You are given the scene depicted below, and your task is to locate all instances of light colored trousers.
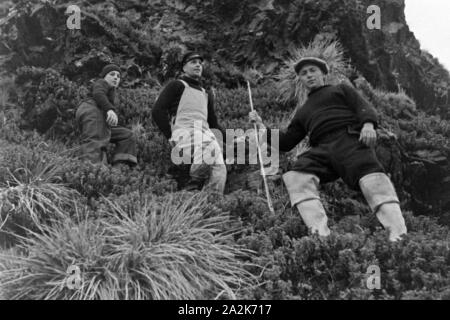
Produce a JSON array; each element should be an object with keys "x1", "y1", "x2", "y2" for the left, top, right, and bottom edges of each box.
[{"x1": 171, "y1": 127, "x2": 227, "y2": 194}]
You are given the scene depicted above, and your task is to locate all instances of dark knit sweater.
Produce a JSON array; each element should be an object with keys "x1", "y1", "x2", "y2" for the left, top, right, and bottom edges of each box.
[
  {"x1": 276, "y1": 83, "x2": 378, "y2": 151},
  {"x1": 152, "y1": 75, "x2": 224, "y2": 140},
  {"x1": 88, "y1": 79, "x2": 117, "y2": 113}
]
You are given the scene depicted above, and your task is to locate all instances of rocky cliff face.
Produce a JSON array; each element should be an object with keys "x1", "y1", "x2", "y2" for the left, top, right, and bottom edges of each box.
[
  {"x1": 0, "y1": 0, "x2": 449, "y2": 116},
  {"x1": 358, "y1": 0, "x2": 449, "y2": 115},
  {"x1": 193, "y1": 0, "x2": 449, "y2": 115}
]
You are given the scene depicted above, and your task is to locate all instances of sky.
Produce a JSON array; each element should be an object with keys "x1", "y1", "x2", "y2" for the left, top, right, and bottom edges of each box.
[{"x1": 404, "y1": 0, "x2": 450, "y2": 70}]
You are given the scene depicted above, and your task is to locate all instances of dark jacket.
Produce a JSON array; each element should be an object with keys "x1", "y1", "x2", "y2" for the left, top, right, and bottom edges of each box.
[
  {"x1": 277, "y1": 83, "x2": 379, "y2": 151},
  {"x1": 87, "y1": 79, "x2": 117, "y2": 113},
  {"x1": 152, "y1": 75, "x2": 224, "y2": 140}
]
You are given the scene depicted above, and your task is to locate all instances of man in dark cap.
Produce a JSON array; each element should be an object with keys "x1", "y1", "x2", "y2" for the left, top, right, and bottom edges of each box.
[
  {"x1": 249, "y1": 57, "x2": 407, "y2": 242},
  {"x1": 152, "y1": 52, "x2": 227, "y2": 193},
  {"x1": 75, "y1": 63, "x2": 137, "y2": 166}
]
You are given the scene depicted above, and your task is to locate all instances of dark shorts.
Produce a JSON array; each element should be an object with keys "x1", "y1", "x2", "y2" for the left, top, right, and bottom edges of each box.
[{"x1": 290, "y1": 127, "x2": 384, "y2": 190}]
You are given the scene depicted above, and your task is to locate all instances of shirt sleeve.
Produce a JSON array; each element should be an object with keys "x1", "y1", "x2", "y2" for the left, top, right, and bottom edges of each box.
[
  {"x1": 92, "y1": 79, "x2": 116, "y2": 113},
  {"x1": 265, "y1": 117, "x2": 307, "y2": 153},
  {"x1": 152, "y1": 80, "x2": 185, "y2": 140},
  {"x1": 207, "y1": 90, "x2": 226, "y2": 138},
  {"x1": 278, "y1": 117, "x2": 307, "y2": 152},
  {"x1": 340, "y1": 83, "x2": 378, "y2": 128}
]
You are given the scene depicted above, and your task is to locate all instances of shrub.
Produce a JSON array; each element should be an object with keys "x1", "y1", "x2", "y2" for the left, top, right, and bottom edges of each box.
[
  {"x1": 15, "y1": 67, "x2": 88, "y2": 142},
  {"x1": 59, "y1": 159, "x2": 178, "y2": 199},
  {"x1": 0, "y1": 193, "x2": 258, "y2": 300},
  {"x1": 238, "y1": 213, "x2": 450, "y2": 300}
]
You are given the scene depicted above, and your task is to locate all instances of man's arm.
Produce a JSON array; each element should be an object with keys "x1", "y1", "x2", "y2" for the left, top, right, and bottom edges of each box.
[
  {"x1": 340, "y1": 83, "x2": 378, "y2": 128},
  {"x1": 206, "y1": 90, "x2": 226, "y2": 138},
  {"x1": 250, "y1": 111, "x2": 307, "y2": 152},
  {"x1": 92, "y1": 79, "x2": 116, "y2": 113},
  {"x1": 152, "y1": 80, "x2": 184, "y2": 140},
  {"x1": 278, "y1": 118, "x2": 307, "y2": 152},
  {"x1": 340, "y1": 84, "x2": 378, "y2": 147}
]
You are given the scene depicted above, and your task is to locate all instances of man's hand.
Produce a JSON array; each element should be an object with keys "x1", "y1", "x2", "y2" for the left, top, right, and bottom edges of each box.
[
  {"x1": 106, "y1": 110, "x2": 118, "y2": 127},
  {"x1": 249, "y1": 110, "x2": 266, "y2": 129},
  {"x1": 360, "y1": 123, "x2": 377, "y2": 148}
]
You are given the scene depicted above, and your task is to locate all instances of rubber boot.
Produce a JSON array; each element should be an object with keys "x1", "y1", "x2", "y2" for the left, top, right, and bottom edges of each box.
[{"x1": 359, "y1": 172, "x2": 407, "y2": 242}]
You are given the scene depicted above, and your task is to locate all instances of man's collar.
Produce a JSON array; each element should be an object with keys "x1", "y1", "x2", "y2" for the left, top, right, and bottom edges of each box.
[
  {"x1": 308, "y1": 85, "x2": 330, "y2": 97},
  {"x1": 180, "y1": 74, "x2": 202, "y2": 86}
]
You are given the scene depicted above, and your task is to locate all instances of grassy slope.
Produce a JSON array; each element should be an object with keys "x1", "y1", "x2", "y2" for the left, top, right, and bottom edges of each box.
[{"x1": 0, "y1": 0, "x2": 450, "y2": 300}]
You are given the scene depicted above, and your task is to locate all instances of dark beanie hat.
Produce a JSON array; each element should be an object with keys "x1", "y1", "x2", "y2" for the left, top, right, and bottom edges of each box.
[
  {"x1": 181, "y1": 52, "x2": 204, "y2": 68},
  {"x1": 100, "y1": 64, "x2": 121, "y2": 78}
]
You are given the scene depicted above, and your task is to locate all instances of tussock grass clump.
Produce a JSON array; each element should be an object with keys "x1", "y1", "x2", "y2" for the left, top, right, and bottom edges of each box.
[
  {"x1": 0, "y1": 193, "x2": 258, "y2": 300},
  {"x1": 276, "y1": 37, "x2": 352, "y2": 109},
  {"x1": 100, "y1": 192, "x2": 258, "y2": 300},
  {"x1": 0, "y1": 180, "x2": 78, "y2": 231},
  {"x1": 0, "y1": 142, "x2": 81, "y2": 242},
  {"x1": 0, "y1": 214, "x2": 108, "y2": 300},
  {"x1": 0, "y1": 145, "x2": 78, "y2": 223}
]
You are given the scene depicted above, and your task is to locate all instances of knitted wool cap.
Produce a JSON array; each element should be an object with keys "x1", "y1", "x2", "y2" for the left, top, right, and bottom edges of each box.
[
  {"x1": 294, "y1": 57, "x2": 329, "y2": 75},
  {"x1": 100, "y1": 64, "x2": 121, "y2": 78}
]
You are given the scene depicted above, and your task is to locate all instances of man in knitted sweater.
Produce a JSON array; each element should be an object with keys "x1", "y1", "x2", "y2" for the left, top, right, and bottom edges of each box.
[
  {"x1": 76, "y1": 64, "x2": 137, "y2": 166},
  {"x1": 152, "y1": 52, "x2": 227, "y2": 194},
  {"x1": 249, "y1": 57, "x2": 407, "y2": 242}
]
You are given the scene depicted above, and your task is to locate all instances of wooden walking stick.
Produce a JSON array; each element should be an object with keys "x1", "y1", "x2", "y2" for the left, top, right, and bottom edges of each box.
[{"x1": 247, "y1": 81, "x2": 275, "y2": 215}]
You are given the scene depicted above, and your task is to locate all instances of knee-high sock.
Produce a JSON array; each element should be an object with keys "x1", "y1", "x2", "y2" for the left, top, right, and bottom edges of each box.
[
  {"x1": 359, "y1": 172, "x2": 407, "y2": 242},
  {"x1": 296, "y1": 199, "x2": 331, "y2": 237},
  {"x1": 283, "y1": 171, "x2": 330, "y2": 237},
  {"x1": 376, "y1": 203, "x2": 407, "y2": 242}
]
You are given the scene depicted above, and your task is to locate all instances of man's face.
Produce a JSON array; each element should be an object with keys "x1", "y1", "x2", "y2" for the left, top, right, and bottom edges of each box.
[
  {"x1": 104, "y1": 71, "x2": 121, "y2": 88},
  {"x1": 298, "y1": 64, "x2": 325, "y2": 90},
  {"x1": 183, "y1": 58, "x2": 203, "y2": 78}
]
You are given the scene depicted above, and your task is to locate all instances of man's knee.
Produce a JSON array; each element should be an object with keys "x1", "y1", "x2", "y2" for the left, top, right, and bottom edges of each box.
[
  {"x1": 113, "y1": 127, "x2": 135, "y2": 141},
  {"x1": 282, "y1": 171, "x2": 321, "y2": 207}
]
